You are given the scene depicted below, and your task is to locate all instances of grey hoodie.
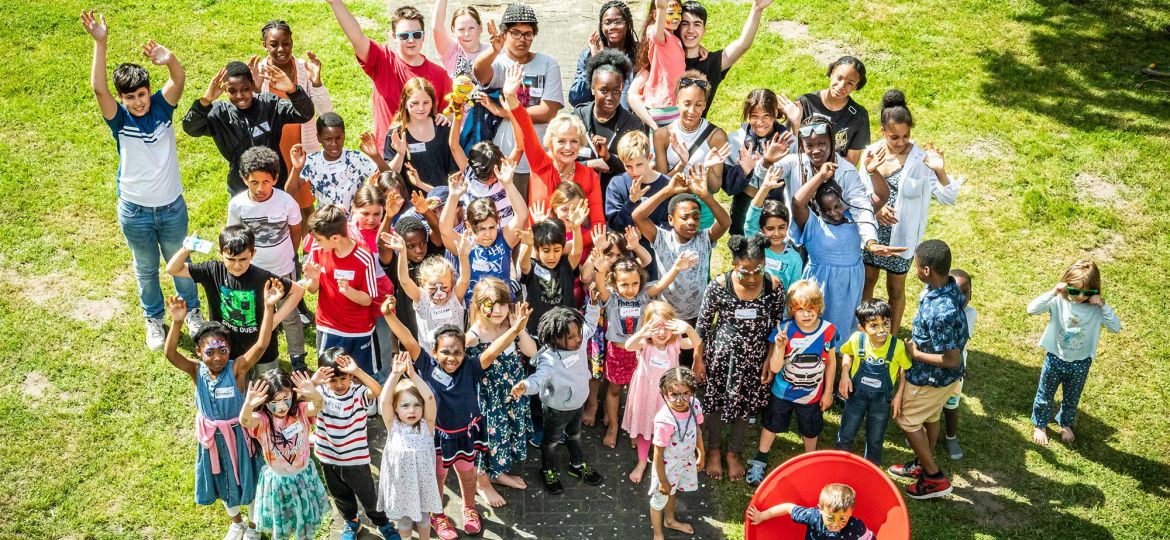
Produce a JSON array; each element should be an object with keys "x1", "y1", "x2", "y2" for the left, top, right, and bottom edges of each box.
[{"x1": 521, "y1": 304, "x2": 601, "y2": 411}]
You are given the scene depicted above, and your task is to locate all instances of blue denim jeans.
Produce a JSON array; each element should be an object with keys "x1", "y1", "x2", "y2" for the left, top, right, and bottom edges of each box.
[
  {"x1": 117, "y1": 196, "x2": 200, "y2": 319},
  {"x1": 835, "y1": 390, "x2": 892, "y2": 465},
  {"x1": 1032, "y1": 353, "x2": 1093, "y2": 429}
]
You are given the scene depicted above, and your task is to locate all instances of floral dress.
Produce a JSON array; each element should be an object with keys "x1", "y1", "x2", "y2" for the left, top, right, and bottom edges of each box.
[
  {"x1": 469, "y1": 336, "x2": 532, "y2": 477},
  {"x1": 696, "y1": 272, "x2": 785, "y2": 422},
  {"x1": 863, "y1": 167, "x2": 912, "y2": 274}
]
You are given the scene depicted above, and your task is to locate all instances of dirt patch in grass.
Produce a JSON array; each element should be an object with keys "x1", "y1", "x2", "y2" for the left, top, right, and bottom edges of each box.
[
  {"x1": 1089, "y1": 230, "x2": 1127, "y2": 262},
  {"x1": 768, "y1": 20, "x2": 861, "y2": 66},
  {"x1": 963, "y1": 137, "x2": 1015, "y2": 162},
  {"x1": 951, "y1": 469, "x2": 1025, "y2": 529},
  {"x1": 1074, "y1": 172, "x2": 1127, "y2": 208},
  {"x1": 0, "y1": 262, "x2": 125, "y2": 327},
  {"x1": 21, "y1": 371, "x2": 52, "y2": 401}
]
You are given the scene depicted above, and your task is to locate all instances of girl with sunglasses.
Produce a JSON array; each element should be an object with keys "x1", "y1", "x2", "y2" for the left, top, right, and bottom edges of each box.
[
  {"x1": 693, "y1": 234, "x2": 785, "y2": 481},
  {"x1": 860, "y1": 89, "x2": 961, "y2": 333},
  {"x1": 464, "y1": 277, "x2": 539, "y2": 507},
  {"x1": 1027, "y1": 259, "x2": 1121, "y2": 446},
  {"x1": 795, "y1": 55, "x2": 871, "y2": 166},
  {"x1": 384, "y1": 232, "x2": 472, "y2": 352},
  {"x1": 648, "y1": 366, "x2": 705, "y2": 539},
  {"x1": 162, "y1": 282, "x2": 281, "y2": 540}
]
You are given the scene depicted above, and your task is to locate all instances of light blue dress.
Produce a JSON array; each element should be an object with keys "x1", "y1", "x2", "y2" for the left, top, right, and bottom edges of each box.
[
  {"x1": 798, "y1": 210, "x2": 864, "y2": 336},
  {"x1": 194, "y1": 358, "x2": 263, "y2": 507}
]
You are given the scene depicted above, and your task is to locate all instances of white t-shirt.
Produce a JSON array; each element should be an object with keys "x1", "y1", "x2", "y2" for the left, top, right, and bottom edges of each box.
[
  {"x1": 227, "y1": 189, "x2": 302, "y2": 276},
  {"x1": 652, "y1": 226, "x2": 712, "y2": 320},
  {"x1": 488, "y1": 53, "x2": 564, "y2": 174},
  {"x1": 105, "y1": 91, "x2": 183, "y2": 207},
  {"x1": 299, "y1": 150, "x2": 376, "y2": 209}
]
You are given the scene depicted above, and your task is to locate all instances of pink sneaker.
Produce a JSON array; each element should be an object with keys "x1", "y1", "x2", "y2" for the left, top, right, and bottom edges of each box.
[
  {"x1": 462, "y1": 506, "x2": 482, "y2": 535},
  {"x1": 431, "y1": 513, "x2": 459, "y2": 540}
]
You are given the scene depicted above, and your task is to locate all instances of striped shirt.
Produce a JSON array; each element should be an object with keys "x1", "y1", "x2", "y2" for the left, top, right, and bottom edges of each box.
[
  {"x1": 104, "y1": 91, "x2": 183, "y2": 207},
  {"x1": 313, "y1": 382, "x2": 372, "y2": 465}
]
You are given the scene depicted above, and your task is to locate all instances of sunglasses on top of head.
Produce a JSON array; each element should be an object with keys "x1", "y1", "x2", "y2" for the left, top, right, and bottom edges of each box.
[
  {"x1": 798, "y1": 123, "x2": 831, "y2": 137},
  {"x1": 679, "y1": 77, "x2": 709, "y2": 90}
]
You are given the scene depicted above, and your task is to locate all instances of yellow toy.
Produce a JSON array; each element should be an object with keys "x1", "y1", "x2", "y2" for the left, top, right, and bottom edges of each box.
[{"x1": 443, "y1": 75, "x2": 475, "y2": 120}]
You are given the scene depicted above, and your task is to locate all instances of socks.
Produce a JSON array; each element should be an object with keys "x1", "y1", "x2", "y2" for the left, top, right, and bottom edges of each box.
[
  {"x1": 754, "y1": 450, "x2": 770, "y2": 463},
  {"x1": 927, "y1": 470, "x2": 946, "y2": 479}
]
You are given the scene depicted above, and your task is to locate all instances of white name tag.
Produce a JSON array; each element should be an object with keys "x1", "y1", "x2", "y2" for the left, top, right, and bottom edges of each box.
[
  {"x1": 472, "y1": 257, "x2": 493, "y2": 272},
  {"x1": 534, "y1": 264, "x2": 552, "y2": 281},
  {"x1": 281, "y1": 421, "x2": 303, "y2": 439},
  {"x1": 268, "y1": 214, "x2": 284, "y2": 223},
  {"x1": 562, "y1": 353, "x2": 580, "y2": 369},
  {"x1": 505, "y1": 342, "x2": 517, "y2": 356},
  {"x1": 789, "y1": 336, "x2": 814, "y2": 351},
  {"x1": 431, "y1": 366, "x2": 453, "y2": 388},
  {"x1": 333, "y1": 269, "x2": 355, "y2": 281},
  {"x1": 735, "y1": 308, "x2": 758, "y2": 319},
  {"x1": 860, "y1": 376, "x2": 883, "y2": 389},
  {"x1": 213, "y1": 386, "x2": 235, "y2": 399},
  {"x1": 649, "y1": 354, "x2": 672, "y2": 369},
  {"x1": 408, "y1": 142, "x2": 427, "y2": 153},
  {"x1": 432, "y1": 305, "x2": 455, "y2": 322},
  {"x1": 766, "y1": 258, "x2": 782, "y2": 271},
  {"x1": 529, "y1": 87, "x2": 544, "y2": 98},
  {"x1": 620, "y1": 306, "x2": 641, "y2": 318},
  {"x1": 578, "y1": 146, "x2": 593, "y2": 158}
]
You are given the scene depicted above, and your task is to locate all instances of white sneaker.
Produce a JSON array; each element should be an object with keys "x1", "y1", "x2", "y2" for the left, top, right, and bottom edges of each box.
[
  {"x1": 242, "y1": 525, "x2": 260, "y2": 540},
  {"x1": 186, "y1": 308, "x2": 209, "y2": 335},
  {"x1": 145, "y1": 318, "x2": 166, "y2": 351},
  {"x1": 223, "y1": 521, "x2": 246, "y2": 540}
]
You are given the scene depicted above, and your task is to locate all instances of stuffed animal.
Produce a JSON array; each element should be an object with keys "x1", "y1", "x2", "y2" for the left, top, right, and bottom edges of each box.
[{"x1": 443, "y1": 75, "x2": 475, "y2": 120}]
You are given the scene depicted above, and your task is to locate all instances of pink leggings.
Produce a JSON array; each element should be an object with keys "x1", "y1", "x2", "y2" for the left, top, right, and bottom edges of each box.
[
  {"x1": 436, "y1": 459, "x2": 478, "y2": 510},
  {"x1": 636, "y1": 436, "x2": 652, "y2": 461}
]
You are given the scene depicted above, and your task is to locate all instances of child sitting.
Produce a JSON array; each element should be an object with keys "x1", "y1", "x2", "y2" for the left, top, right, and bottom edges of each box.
[
  {"x1": 227, "y1": 146, "x2": 308, "y2": 370},
  {"x1": 749, "y1": 168, "x2": 804, "y2": 290},
  {"x1": 382, "y1": 297, "x2": 532, "y2": 537},
  {"x1": 747, "y1": 483, "x2": 873, "y2": 540},
  {"x1": 239, "y1": 369, "x2": 330, "y2": 540},
  {"x1": 511, "y1": 305, "x2": 606, "y2": 494},
  {"x1": 303, "y1": 205, "x2": 379, "y2": 374},
  {"x1": 834, "y1": 299, "x2": 911, "y2": 465},
  {"x1": 649, "y1": 367, "x2": 704, "y2": 540},
  {"x1": 748, "y1": 279, "x2": 839, "y2": 486},
  {"x1": 942, "y1": 269, "x2": 975, "y2": 459},
  {"x1": 594, "y1": 245, "x2": 694, "y2": 448},
  {"x1": 629, "y1": 0, "x2": 685, "y2": 128},
  {"x1": 161, "y1": 282, "x2": 280, "y2": 540},
  {"x1": 379, "y1": 352, "x2": 442, "y2": 540},
  {"x1": 1027, "y1": 259, "x2": 1121, "y2": 446},
  {"x1": 622, "y1": 302, "x2": 698, "y2": 483},
  {"x1": 286, "y1": 112, "x2": 389, "y2": 211},
  {"x1": 312, "y1": 348, "x2": 397, "y2": 540},
  {"x1": 167, "y1": 225, "x2": 305, "y2": 375}
]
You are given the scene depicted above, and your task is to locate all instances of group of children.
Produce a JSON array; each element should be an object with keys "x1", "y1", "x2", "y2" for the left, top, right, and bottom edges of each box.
[{"x1": 85, "y1": 1, "x2": 1123, "y2": 538}]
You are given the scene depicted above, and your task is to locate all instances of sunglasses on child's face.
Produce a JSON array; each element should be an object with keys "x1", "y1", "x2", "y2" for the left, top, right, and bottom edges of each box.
[
  {"x1": 798, "y1": 123, "x2": 831, "y2": 137},
  {"x1": 679, "y1": 77, "x2": 709, "y2": 90},
  {"x1": 1066, "y1": 287, "x2": 1099, "y2": 297},
  {"x1": 396, "y1": 30, "x2": 424, "y2": 41}
]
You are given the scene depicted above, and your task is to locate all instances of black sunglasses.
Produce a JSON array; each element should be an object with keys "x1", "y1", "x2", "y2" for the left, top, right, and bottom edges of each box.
[{"x1": 679, "y1": 77, "x2": 709, "y2": 90}]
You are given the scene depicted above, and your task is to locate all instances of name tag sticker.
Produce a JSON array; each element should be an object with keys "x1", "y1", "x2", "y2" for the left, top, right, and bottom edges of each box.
[
  {"x1": 620, "y1": 306, "x2": 641, "y2": 318},
  {"x1": 432, "y1": 305, "x2": 455, "y2": 322},
  {"x1": 860, "y1": 376, "x2": 883, "y2": 389},
  {"x1": 333, "y1": 269, "x2": 355, "y2": 281},
  {"x1": 408, "y1": 142, "x2": 427, "y2": 153},
  {"x1": 766, "y1": 258, "x2": 781, "y2": 271},
  {"x1": 213, "y1": 387, "x2": 235, "y2": 399},
  {"x1": 529, "y1": 87, "x2": 544, "y2": 98},
  {"x1": 431, "y1": 367, "x2": 453, "y2": 388},
  {"x1": 268, "y1": 215, "x2": 284, "y2": 223},
  {"x1": 534, "y1": 264, "x2": 552, "y2": 281},
  {"x1": 649, "y1": 354, "x2": 672, "y2": 369},
  {"x1": 578, "y1": 146, "x2": 593, "y2": 158},
  {"x1": 562, "y1": 354, "x2": 580, "y2": 369},
  {"x1": 281, "y1": 421, "x2": 303, "y2": 439},
  {"x1": 735, "y1": 308, "x2": 758, "y2": 319}
]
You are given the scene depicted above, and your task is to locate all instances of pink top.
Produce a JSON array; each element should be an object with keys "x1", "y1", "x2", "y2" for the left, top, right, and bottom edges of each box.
[
  {"x1": 440, "y1": 42, "x2": 489, "y2": 78},
  {"x1": 642, "y1": 27, "x2": 686, "y2": 109},
  {"x1": 652, "y1": 399, "x2": 704, "y2": 447},
  {"x1": 246, "y1": 402, "x2": 314, "y2": 476}
]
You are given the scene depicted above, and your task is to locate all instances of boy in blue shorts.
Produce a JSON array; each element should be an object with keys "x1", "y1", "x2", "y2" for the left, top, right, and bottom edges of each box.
[{"x1": 82, "y1": 9, "x2": 205, "y2": 350}]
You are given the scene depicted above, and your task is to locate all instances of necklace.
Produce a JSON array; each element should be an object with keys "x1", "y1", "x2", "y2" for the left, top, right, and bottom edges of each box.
[
  {"x1": 557, "y1": 163, "x2": 575, "y2": 181},
  {"x1": 678, "y1": 121, "x2": 700, "y2": 135}
]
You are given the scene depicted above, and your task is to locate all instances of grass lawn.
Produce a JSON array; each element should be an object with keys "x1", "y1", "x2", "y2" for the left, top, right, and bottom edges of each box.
[{"x1": 2, "y1": 0, "x2": 1169, "y2": 538}]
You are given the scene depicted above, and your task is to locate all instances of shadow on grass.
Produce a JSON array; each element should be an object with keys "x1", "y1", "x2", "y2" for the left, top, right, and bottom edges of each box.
[{"x1": 979, "y1": 0, "x2": 1170, "y2": 135}]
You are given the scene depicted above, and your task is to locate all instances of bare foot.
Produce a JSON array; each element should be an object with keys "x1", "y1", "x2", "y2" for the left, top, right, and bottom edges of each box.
[
  {"x1": 493, "y1": 473, "x2": 527, "y2": 490},
  {"x1": 726, "y1": 452, "x2": 746, "y2": 482},
  {"x1": 1060, "y1": 426, "x2": 1076, "y2": 444},
  {"x1": 704, "y1": 449, "x2": 723, "y2": 480},
  {"x1": 664, "y1": 518, "x2": 695, "y2": 535},
  {"x1": 604, "y1": 425, "x2": 619, "y2": 448},
  {"x1": 629, "y1": 460, "x2": 648, "y2": 483},
  {"x1": 583, "y1": 402, "x2": 598, "y2": 426},
  {"x1": 476, "y1": 476, "x2": 507, "y2": 508},
  {"x1": 652, "y1": 532, "x2": 665, "y2": 540},
  {"x1": 1033, "y1": 427, "x2": 1049, "y2": 445}
]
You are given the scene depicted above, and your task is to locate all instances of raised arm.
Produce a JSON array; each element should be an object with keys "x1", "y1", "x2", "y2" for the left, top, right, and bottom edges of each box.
[
  {"x1": 165, "y1": 246, "x2": 193, "y2": 278},
  {"x1": 431, "y1": 0, "x2": 456, "y2": 57},
  {"x1": 473, "y1": 20, "x2": 504, "y2": 86},
  {"x1": 686, "y1": 165, "x2": 731, "y2": 242},
  {"x1": 449, "y1": 113, "x2": 469, "y2": 171},
  {"x1": 381, "y1": 298, "x2": 422, "y2": 359},
  {"x1": 720, "y1": 0, "x2": 771, "y2": 69},
  {"x1": 235, "y1": 279, "x2": 282, "y2": 375},
  {"x1": 81, "y1": 10, "x2": 118, "y2": 120},
  {"x1": 646, "y1": 251, "x2": 696, "y2": 297},
  {"x1": 385, "y1": 231, "x2": 421, "y2": 301},
  {"x1": 143, "y1": 40, "x2": 185, "y2": 106},
  {"x1": 438, "y1": 173, "x2": 466, "y2": 252},
  {"x1": 326, "y1": 0, "x2": 372, "y2": 63},
  {"x1": 627, "y1": 71, "x2": 657, "y2": 129},
  {"x1": 480, "y1": 303, "x2": 532, "y2": 368},
  {"x1": 633, "y1": 173, "x2": 685, "y2": 242},
  {"x1": 162, "y1": 296, "x2": 200, "y2": 380},
  {"x1": 792, "y1": 161, "x2": 834, "y2": 228}
]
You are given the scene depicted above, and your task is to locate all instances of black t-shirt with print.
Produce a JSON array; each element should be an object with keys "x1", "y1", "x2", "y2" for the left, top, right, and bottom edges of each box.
[
  {"x1": 797, "y1": 91, "x2": 871, "y2": 155},
  {"x1": 188, "y1": 262, "x2": 292, "y2": 365},
  {"x1": 520, "y1": 257, "x2": 576, "y2": 335},
  {"x1": 686, "y1": 49, "x2": 730, "y2": 117}
]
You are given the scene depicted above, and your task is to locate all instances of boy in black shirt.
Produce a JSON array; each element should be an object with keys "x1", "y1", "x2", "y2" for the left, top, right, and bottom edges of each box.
[
  {"x1": 167, "y1": 225, "x2": 305, "y2": 374},
  {"x1": 518, "y1": 215, "x2": 585, "y2": 337}
]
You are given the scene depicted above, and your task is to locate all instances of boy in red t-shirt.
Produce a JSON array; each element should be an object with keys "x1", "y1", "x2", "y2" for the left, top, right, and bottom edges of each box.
[{"x1": 304, "y1": 204, "x2": 380, "y2": 374}]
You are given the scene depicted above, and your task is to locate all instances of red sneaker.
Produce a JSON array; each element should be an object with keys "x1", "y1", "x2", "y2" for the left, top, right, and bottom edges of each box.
[
  {"x1": 888, "y1": 459, "x2": 923, "y2": 479},
  {"x1": 906, "y1": 474, "x2": 953, "y2": 500},
  {"x1": 431, "y1": 513, "x2": 459, "y2": 540},
  {"x1": 462, "y1": 506, "x2": 482, "y2": 535}
]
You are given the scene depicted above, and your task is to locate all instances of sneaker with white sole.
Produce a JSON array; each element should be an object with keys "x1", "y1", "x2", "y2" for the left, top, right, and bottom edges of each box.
[
  {"x1": 145, "y1": 318, "x2": 166, "y2": 351},
  {"x1": 223, "y1": 521, "x2": 246, "y2": 540},
  {"x1": 241, "y1": 526, "x2": 260, "y2": 540},
  {"x1": 186, "y1": 308, "x2": 209, "y2": 335},
  {"x1": 945, "y1": 436, "x2": 964, "y2": 460}
]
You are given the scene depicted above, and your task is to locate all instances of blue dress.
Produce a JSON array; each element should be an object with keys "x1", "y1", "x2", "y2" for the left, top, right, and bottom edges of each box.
[
  {"x1": 799, "y1": 210, "x2": 864, "y2": 338},
  {"x1": 465, "y1": 232, "x2": 513, "y2": 303},
  {"x1": 194, "y1": 358, "x2": 263, "y2": 506}
]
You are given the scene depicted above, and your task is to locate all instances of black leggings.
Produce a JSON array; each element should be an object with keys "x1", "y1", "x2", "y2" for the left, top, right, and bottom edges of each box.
[{"x1": 704, "y1": 404, "x2": 749, "y2": 454}]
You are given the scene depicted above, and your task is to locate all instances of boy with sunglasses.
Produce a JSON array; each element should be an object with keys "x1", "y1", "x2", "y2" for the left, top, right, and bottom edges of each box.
[{"x1": 327, "y1": 0, "x2": 452, "y2": 152}]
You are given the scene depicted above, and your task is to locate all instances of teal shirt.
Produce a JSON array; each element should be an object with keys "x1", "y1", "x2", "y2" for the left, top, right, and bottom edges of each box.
[{"x1": 746, "y1": 204, "x2": 804, "y2": 290}]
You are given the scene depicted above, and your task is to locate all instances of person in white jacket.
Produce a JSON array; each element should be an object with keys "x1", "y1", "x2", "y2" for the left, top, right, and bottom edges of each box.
[
  {"x1": 255, "y1": 19, "x2": 335, "y2": 222},
  {"x1": 860, "y1": 89, "x2": 961, "y2": 332}
]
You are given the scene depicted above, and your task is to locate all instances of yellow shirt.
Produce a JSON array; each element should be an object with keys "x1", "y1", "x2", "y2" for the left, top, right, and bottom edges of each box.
[{"x1": 840, "y1": 331, "x2": 912, "y2": 385}]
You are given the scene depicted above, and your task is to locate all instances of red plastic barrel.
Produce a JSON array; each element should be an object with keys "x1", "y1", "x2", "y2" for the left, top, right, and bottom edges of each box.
[{"x1": 744, "y1": 450, "x2": 910, "y2": 539}]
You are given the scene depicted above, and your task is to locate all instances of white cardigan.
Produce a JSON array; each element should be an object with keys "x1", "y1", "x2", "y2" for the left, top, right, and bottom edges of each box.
[
  {"x1": 865, "y1": 142, "x2": 962, "y2": 259},
  {"x1": 258, "y1": 56, "x2": 334, "y2": 154}
]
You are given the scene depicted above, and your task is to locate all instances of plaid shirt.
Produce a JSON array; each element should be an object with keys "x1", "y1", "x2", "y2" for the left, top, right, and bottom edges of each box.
[{"x1": 907, "y1": 277, "x2": 969, "y2": 387}]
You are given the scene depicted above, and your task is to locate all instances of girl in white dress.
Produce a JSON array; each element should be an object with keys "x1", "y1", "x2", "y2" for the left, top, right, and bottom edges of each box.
[
  {"x1": 649, "y1": 367, "x2": 705, "y2": 540},
  {"x1": 379, "y1": 352, "x2": 443, "y2": 540}
]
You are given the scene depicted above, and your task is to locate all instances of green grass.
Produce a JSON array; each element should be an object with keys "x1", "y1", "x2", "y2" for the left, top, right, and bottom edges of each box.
[{"x1": 2, "y1": 0, "x2": 1169, "y2": 538}]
